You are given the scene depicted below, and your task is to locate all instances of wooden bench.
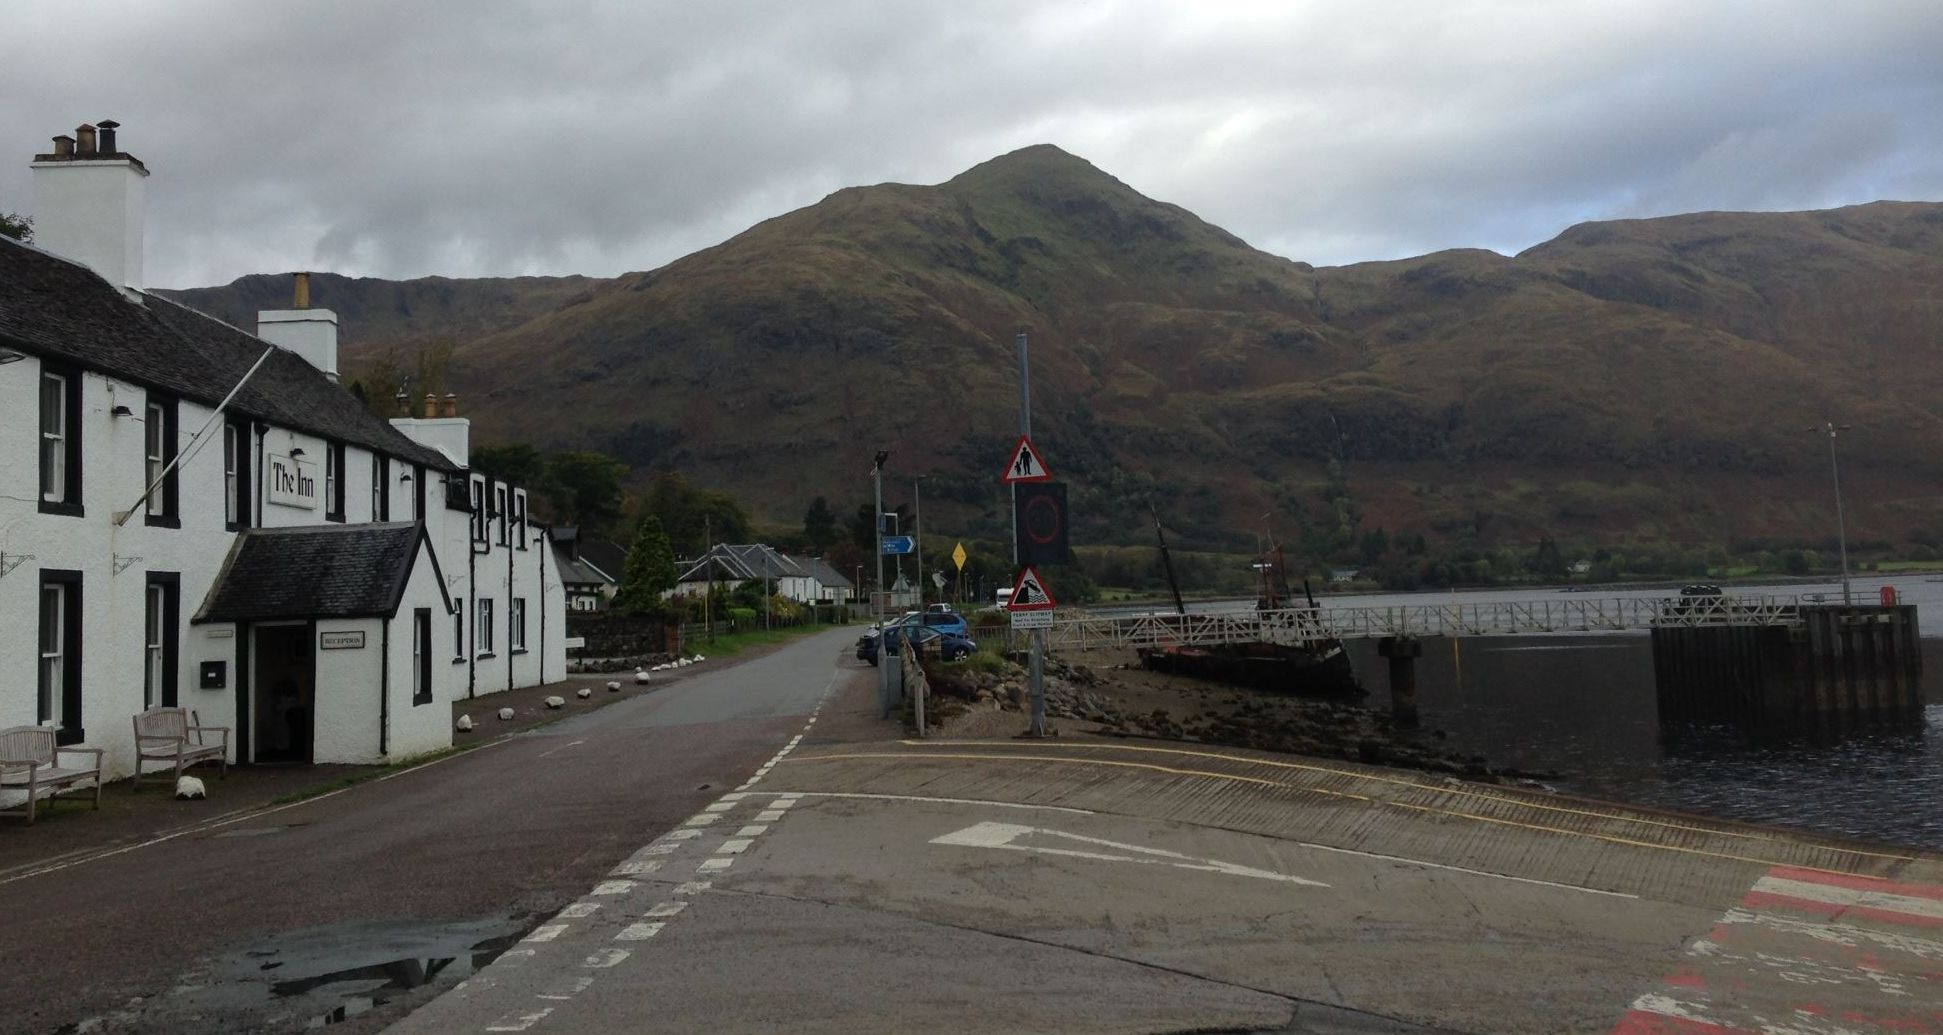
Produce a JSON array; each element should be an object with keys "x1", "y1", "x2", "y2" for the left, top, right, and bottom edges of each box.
[
  {"x1": 133, "y1": 707, "x2": 229, "y2": 787},
  {"x1": 0, "y1": 726, "x2": 103, "y2": 823}
]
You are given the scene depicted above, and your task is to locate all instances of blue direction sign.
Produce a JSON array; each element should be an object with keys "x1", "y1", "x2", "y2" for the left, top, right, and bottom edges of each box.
[{"x1": 880, "y1": 535, "x2": 916, "y2": 556}]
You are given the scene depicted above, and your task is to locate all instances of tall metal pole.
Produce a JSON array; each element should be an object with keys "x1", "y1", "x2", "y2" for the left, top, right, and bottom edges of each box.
[
  {"x1": 873, "y1": 451, "x2": 890, "y2": 716},
  {"x1": 914, "y1": 477, "x2": 925, "y2": 608},
  {"x1": 1012, "y1": 331, "x2": 1047, "y2": 737},
  {"x1": 1818, "y1": 422, "x2": 1853, "y2": 605}
]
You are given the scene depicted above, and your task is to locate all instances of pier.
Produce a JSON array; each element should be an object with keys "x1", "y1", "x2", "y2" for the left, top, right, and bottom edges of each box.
[{"x1": 1030, "y1": 593, "x2": 1924, "y2": 732}]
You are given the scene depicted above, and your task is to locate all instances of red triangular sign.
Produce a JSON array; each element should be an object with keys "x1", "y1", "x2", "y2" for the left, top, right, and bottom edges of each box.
[
  {"x1": 1007, "y1": 566, "x2": 1058, "y2": 610},
  {"x1": 1001, "y1": 434, "x2": 1053, "y2": 484}
]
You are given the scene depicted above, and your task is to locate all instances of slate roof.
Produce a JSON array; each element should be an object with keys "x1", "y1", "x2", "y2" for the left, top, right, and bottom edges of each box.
[
  {"x1": 0, "y1": 236, "x2": 457, "y2": 472},
  {"x1": 551, "y1": 541, "x2": 615, "y2": 589},
  {"x1": 676, "y1": 543, "x2": 804, "y2": 583},
  {"x1": 194, "y1": 523, "x2": 435, "y2": 623},
  {"x1": 788, "y1": 555, "x2": 854, "y2": 591}
]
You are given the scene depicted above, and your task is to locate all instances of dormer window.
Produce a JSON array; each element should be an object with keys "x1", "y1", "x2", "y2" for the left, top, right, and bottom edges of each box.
[
  {"x1": 223, "y1": 419, "x2": 250, "y2": 530},
  {"x1": 469, "y1": 476, "x2": 487, "y2": 544},
  {"x1": 371, "y1": 455, "x2": 389, "y2": 522},
  {"x1": 514, "y1": 490, "x2": 528, "y2": 550},
  {"x1": 495, "y1": 484, "x2": 508, "y2": 545}
]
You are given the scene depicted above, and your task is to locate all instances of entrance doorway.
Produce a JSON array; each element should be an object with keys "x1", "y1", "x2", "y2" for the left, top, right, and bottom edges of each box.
[{"x1": 253, "y1": 624, "x2": 314, "y2": 763}]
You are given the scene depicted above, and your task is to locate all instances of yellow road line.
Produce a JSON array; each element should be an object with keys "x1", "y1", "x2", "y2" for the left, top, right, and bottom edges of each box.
[
  {"x1": 894, "y1": 738, "x2": 1919, "y2": 862},
  {"x1": 783, "y1": 750, "x2": 1914, "y2": 876}
]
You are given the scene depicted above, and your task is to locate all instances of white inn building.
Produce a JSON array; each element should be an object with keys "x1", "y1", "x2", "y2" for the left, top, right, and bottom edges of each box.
[{"x1": 0, "y1": 122, "x2": 566, "y2": 777}]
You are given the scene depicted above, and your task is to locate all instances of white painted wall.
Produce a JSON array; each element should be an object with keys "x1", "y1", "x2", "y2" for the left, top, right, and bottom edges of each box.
[
  {"x1": 312, "y1": 617, "x2": 384, "y2": 764},
  {"x1": 3, "y1": 346, "x2": 567, "y2": 779}
]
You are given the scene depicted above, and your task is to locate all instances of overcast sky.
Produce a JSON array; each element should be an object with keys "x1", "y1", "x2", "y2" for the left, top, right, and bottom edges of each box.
[{"x1": 5, "y1": 1, "x2": 1941, "y2": 288}]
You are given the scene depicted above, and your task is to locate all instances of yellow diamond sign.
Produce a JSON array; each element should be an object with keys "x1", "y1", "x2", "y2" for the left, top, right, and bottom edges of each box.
[{"x1": 951, "y1": 542, "x2": 968, "y2": 571}]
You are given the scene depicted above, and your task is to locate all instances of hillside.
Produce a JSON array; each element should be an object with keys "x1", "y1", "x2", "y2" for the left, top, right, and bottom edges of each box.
[{"x1": 169, "y1": 146, "x2": 1943, "y2": 553}]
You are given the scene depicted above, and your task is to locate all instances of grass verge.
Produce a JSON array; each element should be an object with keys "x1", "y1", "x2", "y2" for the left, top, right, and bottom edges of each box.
[{"x1": 686, "y1": 620, "x2": 848, "y2": 657}]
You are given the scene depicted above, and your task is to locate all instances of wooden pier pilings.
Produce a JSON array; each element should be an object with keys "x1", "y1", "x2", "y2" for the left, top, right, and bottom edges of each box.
[{"x1": 1651, "y1": 604, "x2": 1923, "y2": 733}]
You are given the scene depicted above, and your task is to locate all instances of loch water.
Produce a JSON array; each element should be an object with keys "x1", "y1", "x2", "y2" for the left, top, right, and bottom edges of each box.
[{"x1": 1324, "y1": 576, "x2": 1943, "y2": 850}]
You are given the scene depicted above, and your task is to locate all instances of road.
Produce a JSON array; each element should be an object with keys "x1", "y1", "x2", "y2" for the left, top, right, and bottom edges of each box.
[
  {"x1": 0, "y1": 626, "x2": 863, "y2": 1035},
  {"x1": 389, "y1": 730, "x2": 1943, "y2": 1034}
]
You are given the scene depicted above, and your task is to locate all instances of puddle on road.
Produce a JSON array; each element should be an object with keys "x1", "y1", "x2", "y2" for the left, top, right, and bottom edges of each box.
[{"x1": 155, "y1": 916, "x2": 525, "y2": 1031}]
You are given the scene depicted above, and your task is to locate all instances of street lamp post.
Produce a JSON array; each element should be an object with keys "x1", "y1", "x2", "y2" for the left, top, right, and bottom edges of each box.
[
  {"x1": 1810, "y1": 422, "x2": 1854, "y2": 605},
  {"x1": 873, "y1": 451, "x2": 891, "y2": 716},
  {"x1": 914, "y1": 476, "x2": 925, "y2": 608}
]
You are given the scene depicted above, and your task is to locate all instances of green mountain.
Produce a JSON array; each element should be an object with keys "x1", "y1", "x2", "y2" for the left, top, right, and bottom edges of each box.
[{"x1": 167, "y1": 145, "x2": 1943, "y2": 554}]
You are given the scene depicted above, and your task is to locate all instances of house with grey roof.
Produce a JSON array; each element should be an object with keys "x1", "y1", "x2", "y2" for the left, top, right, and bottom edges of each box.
[
  {"x1": 0, "y1": 121, "x2": 565, "y2": 779},
  {"x1": 551, "y1": 526, "x2": 624, "y2": 611},
  {"x1": 784, "y1": 555, "x2": 856, "y2": 605},
  {"x1": 673, "y1": 544, "x2": 804, "y2": 597}
]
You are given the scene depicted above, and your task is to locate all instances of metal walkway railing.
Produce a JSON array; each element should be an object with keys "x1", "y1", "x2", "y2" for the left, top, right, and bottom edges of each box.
[{"x1": 1032, "y1": 594, "x2": 1808, "y2": 652}]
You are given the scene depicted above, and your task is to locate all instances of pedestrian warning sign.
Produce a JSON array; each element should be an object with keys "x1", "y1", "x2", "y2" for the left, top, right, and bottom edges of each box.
[
  {"x1": 1006, "y1": 566, "x2": 1058, "y2": 611},
  {"x1": 1001, "y1": 434, "x2": 1053, "y2": 484}
]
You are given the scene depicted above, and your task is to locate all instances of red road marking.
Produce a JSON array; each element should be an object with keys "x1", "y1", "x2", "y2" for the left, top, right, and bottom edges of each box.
[
  {"x1": 1610, "y1": 1008, "x2": 1753, "y2": 1035},
  {"x1": 1741, "y1": 889, "x2": 1943, "y2": 929},
  {"x1": 1768, "y1": 866, "x2": 1943, "y2": 902}
]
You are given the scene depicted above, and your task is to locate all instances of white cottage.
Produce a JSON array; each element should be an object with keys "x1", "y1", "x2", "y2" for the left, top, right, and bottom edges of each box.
[{"x1": 0, "y1": 122, "x2": 566, "y2": 777}]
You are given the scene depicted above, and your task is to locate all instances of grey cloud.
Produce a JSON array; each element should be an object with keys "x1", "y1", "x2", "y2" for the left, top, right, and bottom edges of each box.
[{"x1": 3, "y1": 0, "x2": 1941, "y2": 286}]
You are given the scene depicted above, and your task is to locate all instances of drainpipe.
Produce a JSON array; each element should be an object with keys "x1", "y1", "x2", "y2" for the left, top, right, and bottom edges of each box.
[
  {"x1": 379, "y1": 621, "x2": 390, "y2": 756},
  {"x1": 507, "y1": 503, "x2": 515, "y2": 691}
]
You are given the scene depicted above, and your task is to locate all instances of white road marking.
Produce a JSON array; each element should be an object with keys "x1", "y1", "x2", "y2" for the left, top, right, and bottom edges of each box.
[
  {"x1": 616, "y1": 922, "x2": 666, "y2": 941},
  {"x1": 535, "y1": 739, "x2": 587, "y2": 759},
  {"x1": 697, "y1": 857, "x2": 734, "y2": 874},
  {"x1": 522, "y1": 924, "x2": 568, "y2": 943},
  {"x1": 1753, "y1": 875, "x2": 1943, "y2": 921},
  {"x1": 485, "y1": 1007, "x2": 554, "y2": 1032},
  {"x1": 720, "y1": 793, "x2": 747, "y2": 802},
  {"x1": 1719, "y1": 907, "x2": 1943, "y2": 961},
  {"x1": 644, "y1": 901, "x2": 689, "y2": 918},
  {"x1": 719, "y1": 838, "x2": 754, "y2": 854},
  {"x1": 1628, "y1": 992, "x2": 1867, "y2": 1035},
  {"x1": 557, "y1": 903, "x2": 601, "y2": 919},
  {"x1": 682, "y1": 813, "x2": 720, "y2": 827},
  {"x1": 643, "y1": 844, "x2": 678, "y2": 856},
  {"x1": 536, "y1": 976, "x2": 595, "y2": 1001},
  {"x1": 932, "y1": 821, "x2": 1328, "y2": 886},
  {"x1": 611, "y1": 860, "x2": 661, "y2": 875},
  {"x1": 772, "y1": 791, "x2": 1095, "y2": 815},
  {"x1": 703, "y1": 801, "x2": 735, "y2": 813},
  {"x1": 673, "y1": 881, "x2": 712, "y2": 895},
  {"x1": 591, "y1": 880, "x2": 636, "y2": 896},
  {"x1": 735, "y1": 825, "x2": 769, "y2": 837},
  {"x1": 660, "y1": 828, "x2": 701, "y2": 842},
  {"x1": 754, "y1": 810, "x2": 786, "y2": 823},
  {"x1": 583, "y1": 949, "x2": 631, "y2": 968}
]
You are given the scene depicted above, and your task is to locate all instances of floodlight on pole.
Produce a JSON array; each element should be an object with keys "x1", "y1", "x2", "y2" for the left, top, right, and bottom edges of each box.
[{"x1": 1808, "y1": 422, "x2": 1854, "y2": 605}]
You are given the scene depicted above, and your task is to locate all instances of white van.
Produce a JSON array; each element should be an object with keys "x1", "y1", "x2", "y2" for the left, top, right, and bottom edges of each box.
[{"x1": 995, "y1": 588, "x2": 1013, "y2": 608}]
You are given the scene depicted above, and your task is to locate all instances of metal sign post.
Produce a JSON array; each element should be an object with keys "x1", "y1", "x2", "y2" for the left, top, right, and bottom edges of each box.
[
  {"x1": 1008, "y1": 332, "x2": 1050, "y2": 737},
  {"x1": 874, "y1": 451, "x2": 891, "y2": 717}
]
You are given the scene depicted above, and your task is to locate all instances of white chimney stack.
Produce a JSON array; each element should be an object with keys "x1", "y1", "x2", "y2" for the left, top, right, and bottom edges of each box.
[
  {"x1": 257, "y1": 272, "x2": 340, "y2": 381},
  {"x1": 30, "y1": 120, "x2": 149, "y2": 298}
]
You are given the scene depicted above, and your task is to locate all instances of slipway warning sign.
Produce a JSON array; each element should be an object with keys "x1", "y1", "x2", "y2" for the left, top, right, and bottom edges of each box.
[{"x1": 1006, "y1": 566, "x2": 1057, "y2": 611}]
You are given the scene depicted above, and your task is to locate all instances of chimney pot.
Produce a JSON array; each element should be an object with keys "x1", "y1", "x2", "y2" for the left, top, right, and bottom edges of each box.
[
  {"x1": 293, "y1": 271, "x2": 310, "y2": 310},
  {"x1": 442, "y1": 393, "x2": 458, "y2": 418},
  {"x1": 97, "y1": 120, "x2": 118, "y2": 154},
  {"x1": 423, "y1": 393, "x2": 438, "y2": 419},
  {"x1": 75, "y1": 124, "x2": 96, "y2": 156},
  {"x1": 51, "y1": 135, "x2": 74, "y2": 158}
]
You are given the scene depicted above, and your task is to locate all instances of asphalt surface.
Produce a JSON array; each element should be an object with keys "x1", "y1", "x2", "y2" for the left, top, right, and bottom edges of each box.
[
  {"x1": 388, "y1": 734, "x2": 1943, "y2": 1035},
  {"x1": 0, "y1": 626, "x2": 863, "y2": 1035}
]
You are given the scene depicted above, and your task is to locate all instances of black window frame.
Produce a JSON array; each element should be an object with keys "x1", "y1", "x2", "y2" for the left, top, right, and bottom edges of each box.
[
  {"x1": 38, "y1": 569, "x2": 84, "y2": 745},
  {"x1": 494, "y1": 484, "x2": 509, "y2": 546},
  {"x1": 144, "y1": 572, "x2": 180, "y2": 708},
  {"x1": 514, "y1": 490, "x2": 528, "y2": 550},
  {"x1": 223, "y1": 418, "x2": 252, "y2": 531},
  {"x1": 469, "y1": 476, "x2": 488, "y2": 545},
  {"x1": 38, "y1": 363, "x2": 84, "y2": 517},
  {"x1": 451, "y1": 608, "x2": 466, "y2": 664},
  {"x1": 476, "y1": 597, "x2": 495, "y2": 658},
  {"x1": 142, "y1": 393, "x2": 181, "y2": 529},
  {"x1": 412, "y1": 608, "x2": 434, "y2": 704},
  {"x1": 412, "y1": 464, "x2": 426, "y2": 522},
  {"x1": 371, "y1": 454, "x2": 390, "y2": 522},
  {"x1": 324, "y1": 440, "x2": 346, "y2": 522},
  {"x1": 510, "y1": 597, "x2": 527, "y2": 653}
]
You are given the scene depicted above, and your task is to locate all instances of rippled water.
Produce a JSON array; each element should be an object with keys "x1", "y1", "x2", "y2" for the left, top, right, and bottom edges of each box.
[{"x1": 1341, "y1": 634, "x2": 1943, "y2": 849}]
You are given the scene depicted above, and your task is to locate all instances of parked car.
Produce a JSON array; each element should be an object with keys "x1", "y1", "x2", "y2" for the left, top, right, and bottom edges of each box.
[{"x1": 856, "y1": 620, "x2": 977, "y2": 665}]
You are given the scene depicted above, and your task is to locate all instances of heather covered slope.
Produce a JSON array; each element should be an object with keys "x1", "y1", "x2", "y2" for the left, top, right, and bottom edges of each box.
[{"x1": 170, "y1": 147, "x2": 1943, "y2": 550}]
